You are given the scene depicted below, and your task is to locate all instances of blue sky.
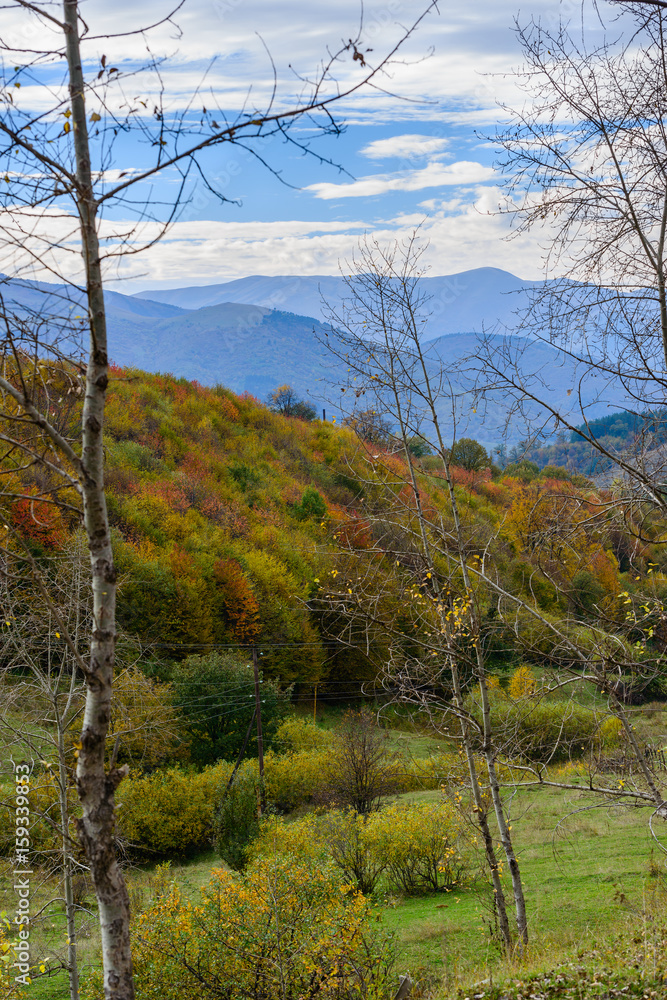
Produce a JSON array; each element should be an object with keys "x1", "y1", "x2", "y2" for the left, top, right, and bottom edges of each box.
[{"x1": 0, "y1": 0, "x2": 624, "y2": 289}]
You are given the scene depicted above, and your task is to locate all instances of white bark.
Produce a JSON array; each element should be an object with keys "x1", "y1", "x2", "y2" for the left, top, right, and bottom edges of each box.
[{"x1": 63, "y1": 2, "x2": 134, "y2": 996}]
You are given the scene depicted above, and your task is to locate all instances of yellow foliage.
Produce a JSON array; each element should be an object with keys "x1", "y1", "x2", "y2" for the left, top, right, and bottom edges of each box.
[
  {"x1": 508, "y1": 665, "x2": 537, "y2": 700},
  {"x1": 251, "y1": 800, "x2": 470, "y2": 897},
  {"x1": 0, "y1": 769, "x2": 80, "y2": 861},
  {"x1": 274, "y1": 717, "x2": 332, "y2": 753},
  {"x1": 117, "y1": 761, "x2": 232, "y2": 854},
  {"x1": 598, "y1": 715, "x2": 623, "y2": 748},
  {"x1": 263, "y1": 749, "x2": 330, "y2": 811},
  {"x1": 82, "y1": 856, "x2": 394, "y2": 999},
  {"x1": 371, "y1": 800, "x2": 469, "y2": 893},
  {"x1": 504, "y1": 483, "x2": 601, "y2": 580},
  {"x1": 0, "y1": 913, "x2": 21, "y2": 996}
]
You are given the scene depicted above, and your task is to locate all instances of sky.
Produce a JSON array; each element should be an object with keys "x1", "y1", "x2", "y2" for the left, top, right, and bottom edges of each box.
[{"x1": 0, "y1": 0, "x2": 626, "y2": 290}]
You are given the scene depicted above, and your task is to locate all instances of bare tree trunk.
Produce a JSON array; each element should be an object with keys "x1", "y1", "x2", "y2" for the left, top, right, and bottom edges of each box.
[
  {"x1": 478, "y1": 671, "x2": 528, "y2": 952},
  {"x1": 410, "y1": 335, "x2": 530, "y2": 951},
  {"x1": 63, "y1": 2, "x2": 133, "y2": 996},
  {"x1": 394, "y1": 423, "x2": 513, "y2": 950},
  {"x1": 57, "y1": 720, "x2": 80, "y2": 1000},
  {"x1": 449, "y1": 657, "x2": 513, "y2": 951},
  {"x1": 387, "y1": 373, "x2": 514, "y2": 951},
  {"x1": 611, "y1": 691, "x2": 667, "y2": 816}
]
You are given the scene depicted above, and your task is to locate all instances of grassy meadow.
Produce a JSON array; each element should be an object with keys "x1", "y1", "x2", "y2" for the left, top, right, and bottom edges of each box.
[{"x1": 4, "y1": 701, "x2": 666, "y2": 1000}]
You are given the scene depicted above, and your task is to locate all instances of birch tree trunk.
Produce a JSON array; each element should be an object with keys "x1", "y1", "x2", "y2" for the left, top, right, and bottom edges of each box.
[{"x1": 63, "y1": 2, "x2": 134, "y2": 996}]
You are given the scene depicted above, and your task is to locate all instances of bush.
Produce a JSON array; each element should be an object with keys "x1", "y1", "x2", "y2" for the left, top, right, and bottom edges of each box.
[
  {"x1": 263, "y1": 748, "x2": 330, "y2": 811},
  {"x1": 371, "y1": 801, "x2": 468, "y2": 894},
  {"x1": 274, "y1": 716, "x2": 332, "y2": 752},
  {"x1": 324, "y1": 709, "x2": 404, "y2": 814},
  {"x1": 487, "y1": 699, "x2": 606, "y2": 763},
  {"x1": 251, "y1": 801, "x2": 471, "y2": 897},
  {"x1": 322, "y1": 810, "x2": 388, "y2": 895},
  {"x1": 400, "y1": 751, "x2": 467, "y2": 792},
  {"x1": 0, "y1": 767, "x2": 80, "y2": 864},
  {"x1": 171, "y1": 652, "x2": 290, "y2": 767},
  {"x1": 508, "y1": 664, "x2": 537, "y2": 700},
  {"x1": 117, "y1": 761, "x2": 232, "y2": 854},
  {"x1": 86, "y1": 856, "x2": 395, "y2": 1000},
  {"x1": 212, "y1": 765, "x2": 260, "y2": 869},
  {"x1": 293, "y1": 486, "x2": 326, "y2": 521}
]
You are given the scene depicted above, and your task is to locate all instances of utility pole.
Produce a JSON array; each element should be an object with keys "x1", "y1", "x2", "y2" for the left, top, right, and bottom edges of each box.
[{"x1": 252, "y1": 645, "x2": 266, "y2": 812}]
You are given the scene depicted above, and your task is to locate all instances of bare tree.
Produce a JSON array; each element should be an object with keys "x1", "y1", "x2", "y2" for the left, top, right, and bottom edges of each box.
[
  {"x1": 319, "y1": 234, "x2": 530, "y2": 954},
  {"x1": 482, "y1": 5, "x2": 667, "y2": 501},
  {"x1": 0, "y1": 2, "x2": 438, "y2": 996},
  {"x1": 324, "y1": 709, "x2": 402, "y2": 815}
]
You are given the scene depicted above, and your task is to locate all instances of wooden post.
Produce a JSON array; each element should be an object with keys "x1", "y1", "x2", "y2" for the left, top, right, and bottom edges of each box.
[
  {"x1": 313, "y1": 683, "x2": 318, "y2": 724},
  {"x1": 252, "y1": 645, "x2": 265, "y2": 812}
]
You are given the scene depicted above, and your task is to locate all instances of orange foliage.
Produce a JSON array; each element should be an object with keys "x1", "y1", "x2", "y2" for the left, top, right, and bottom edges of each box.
[
  {"x1": 218, "y1": 396, "x2": 240, "y2": 422},
  {"x1": 450, "y1": 465, "x2": 492, "y2": 490},
  {"x1": 587, "y1": 549, "x2": 620, "y2": 595},
  {"x1": 213, "y1": 558, "x2": 261, "y2": 642}
]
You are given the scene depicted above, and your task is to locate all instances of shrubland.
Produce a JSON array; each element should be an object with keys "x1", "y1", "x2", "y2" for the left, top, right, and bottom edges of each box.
[{"x1": 1, "y1": 368, "x2": 666, "y2": 999}]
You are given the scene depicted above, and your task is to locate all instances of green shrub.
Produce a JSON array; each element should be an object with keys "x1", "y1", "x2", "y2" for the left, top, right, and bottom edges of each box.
[
  {"x1": 117, "y1": 761, "x2": 232, "y2": 854},
  {"x1": 487, "y1": 699, "x2": 604, "y2": 763},
  {"x1": 212, "y1": 765, "x2": 260, "y2": 870},
  {"x1": 171, "y1": 652, "x2": 290, "y2": 767},
  {"x1": 273, "y1": 717, "x2": 332, "y2": 752},
  {"x1": 400, "y1": 751, "x2": 467, "y2": 792},
  {"x1": 293, "y1": 486, "x2": 326, "y2": 521}
]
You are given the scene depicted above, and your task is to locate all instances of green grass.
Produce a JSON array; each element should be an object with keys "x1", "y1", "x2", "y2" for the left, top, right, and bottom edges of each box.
[
  {"x1": 382, "y1": 783, "x2": 667, "y2": 996},
  {"x1": 5, "y1": 703, "x2": 667, "y2": 1000}
]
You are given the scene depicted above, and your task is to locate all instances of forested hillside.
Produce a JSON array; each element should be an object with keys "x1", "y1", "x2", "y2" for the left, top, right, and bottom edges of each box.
[
  {"x1": 5, "y1": 365, "x2": 667, "y2": 698},
  {"x1": 3, "y1": 365, "x2": 667, "y2": 1000}
]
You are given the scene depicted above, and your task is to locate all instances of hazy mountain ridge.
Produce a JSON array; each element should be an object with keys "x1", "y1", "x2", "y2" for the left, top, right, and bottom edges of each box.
[
  {"x1": 0, "y1": 270, "x2": 626, "y2": 448},
  {"x1": 132, "y1": 267, "x2": 544, "y2": 343}
]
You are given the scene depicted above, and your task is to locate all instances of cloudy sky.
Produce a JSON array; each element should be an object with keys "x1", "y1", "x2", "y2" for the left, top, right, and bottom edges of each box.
[{"x1": 0, "y1": 0, "x2": 624, "y2": 289}]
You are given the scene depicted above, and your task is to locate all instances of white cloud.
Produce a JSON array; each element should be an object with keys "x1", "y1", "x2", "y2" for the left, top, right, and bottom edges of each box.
[
  {"x1": 0, "y1": 188, "x2": 560, "y2": 290},
  {"x1": 106, "y1": 195, "x2": 552, "y2": 288},
  {"x1": 360, "y1": 134, "x2": 450, "y2": 159},
  {"x1": 306, "y1": 160, "x2": 496, "y2": 199},
  {"x1": 0, "y1": 0, "x2": 617, "y2": 122}
]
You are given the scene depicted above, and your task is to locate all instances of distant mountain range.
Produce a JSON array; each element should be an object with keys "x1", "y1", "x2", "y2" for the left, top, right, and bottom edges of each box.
[
  {"x1": 0, "y1": 268, "x2": 627, "y2": 449},
  {"x1": 132, "y1": 267, "x2": 544, "y2": 343}
]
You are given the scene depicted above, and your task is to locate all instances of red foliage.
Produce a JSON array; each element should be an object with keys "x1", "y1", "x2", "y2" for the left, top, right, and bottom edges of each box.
[
  {"x1": 238, "y1": 390, "x2": 261, "y2": 406},
  {"x1": 449, "y1": 465, "x2": 492, "y2": 490},
  {"x1": 336, "y1": 517, "x2": 372, "y2": 549},
  {"x1": 219, "y1": 397, "x2": 240, "y2": 422},
  {"x1": 181, "y1": 453, "x2": 209, "y2": 478},
  {"x1": 143, "y1": 480, "x2": 191, "y2": 515},
  {"x1": 11, "y1": 494, "x2": 64, "y2": 549}
]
